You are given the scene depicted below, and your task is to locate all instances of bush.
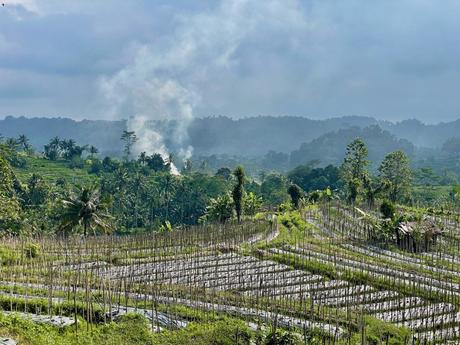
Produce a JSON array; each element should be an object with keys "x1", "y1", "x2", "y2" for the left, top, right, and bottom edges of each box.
[
  {"x1": 264, "y1": 329, "x2": 301, "y2": 345},
  {"x1": 68, "y1": 157, "x2": 84, "y2": 169},
  {"x1": 24, "y1": 243, "x2": 40, "y2": 259},
  {"x1": 380, "y1": 200, "x2": 395, "y2": 220}
]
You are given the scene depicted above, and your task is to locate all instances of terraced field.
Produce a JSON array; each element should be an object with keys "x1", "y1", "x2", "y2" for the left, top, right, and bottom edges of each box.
[{"x1": 1, "y1": 204, "x2": 460, "y2": 343}]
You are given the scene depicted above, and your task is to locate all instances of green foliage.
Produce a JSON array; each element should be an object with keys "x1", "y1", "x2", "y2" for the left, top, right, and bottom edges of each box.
[
  {"x1": 0, "y1": 153, "x2": 21, "y2": 232},
  {"x1": 59, "y1": 184, "x2": 112, "y2": 236},
  {"x1": 378, "y1": 150, "x2": 412, "y2": 203},
  {"x1": 0, "y1": 312, "x2": 156, "y2": 345},
  {"x1": 287, "y1": 184, "x2": 303, "y2": 209},
  {"x1": 121, "y1": 130, "x2": 137, "y2": 160},
  {"x1": 154, "y1": 319, "x2": 252, "y2": 345},
  {"x1": 23, "y1": 243, "x2": 40, "y2": 259},
  {"x1": 24, "y1": 174, "x2": 49, "y2": 206},
  {"x1": 244, "y1": 192, "x2": 263, "y2": 217},
  {"x1": 287, "y1": 164, "x2": 340, "y2": 193},
  {"x1": 290, "y1": 125, "x2": 414, "y2": 168},
  {"x1": 264, "y1": 329, "x2": 300, "y2": 345},
  {"x1": 261, "y1": 174, "x2": 290, "y2": 206},
  {"x1": 341, "y1": 138, "x2": 369, "y2": 204},
  {"x1": 202, "y1": 193, "x2": 234, "y2": 224},
  {"x1": 380, "y1": 200, "x2": 395, "y2": 220},
  {"x1": 232, "y1": 166, "x2": 245, "y2": 222},
  {"x1": 0, "y1": 246, "x2": 18, "y2": 265},
  {"x1": 215, "y1": 167, "x2": 232, "y2": 180},
  {"x1": 352, "y1": 316, "x2": 411, "y2": 345}
]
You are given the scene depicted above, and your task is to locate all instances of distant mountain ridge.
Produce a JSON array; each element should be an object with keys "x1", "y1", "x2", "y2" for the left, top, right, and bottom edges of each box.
[{"x1": 0, "y1": 115, "x2": 458, "y2": 158}]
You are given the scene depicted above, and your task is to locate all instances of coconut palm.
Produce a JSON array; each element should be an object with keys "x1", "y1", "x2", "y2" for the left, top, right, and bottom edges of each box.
[
  {"x1": 89, "y1": 145, "x2": 98, "y2": 158},
  {"x1": 138, "y1": 151, "x2": 147, "y2": 166},
  {"x1": 17, "y1": 134, "x2": 32, "y2": 153},
  {"x1": 5, "y1": 138, "x2": 18, "y2": 151},
  {"x1": 59, "y1": 185, "x2": 112, "y2": 236}
]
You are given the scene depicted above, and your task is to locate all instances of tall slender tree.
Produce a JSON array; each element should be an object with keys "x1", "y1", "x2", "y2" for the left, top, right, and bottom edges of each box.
[
  {"x1": 341, "y1": 138, "x2": 369, "y2": 204},
  {"x1": 378, "y1": 150, "x2": 412, "y2": 203},
  {"x1": 89, "y1": 145, "x2": 99, "y2": 158},
  {"x1": 120, "y1": 130, "x2": 137, "y2": 160},
  {"x1": 232, "y1": 166, "x2": 245, "y2": 223},
  {"x1": 17, "y1": 134, "x2": 32, "y2": 153}
]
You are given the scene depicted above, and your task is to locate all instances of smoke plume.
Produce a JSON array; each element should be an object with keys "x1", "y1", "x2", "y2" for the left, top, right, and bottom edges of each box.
[{"x1": 99, "y1": 0, "x2": 308, "y2": 166}]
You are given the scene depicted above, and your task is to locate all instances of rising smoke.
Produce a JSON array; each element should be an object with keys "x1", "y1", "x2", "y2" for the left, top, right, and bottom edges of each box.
[{"x1": 99, "y1": 0, "x2": 308, "y2": 169}]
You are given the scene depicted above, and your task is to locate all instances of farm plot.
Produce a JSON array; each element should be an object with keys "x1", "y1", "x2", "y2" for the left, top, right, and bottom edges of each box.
[
  {"x1": 0, "y1": 221, "x2": 352, "y2": 341},
  {"x1": 2, "y1": 210, "x2": 460, "y2": 344},
  {"x1": 265, "y1": 243, "x2": 460, "y2": 342}
]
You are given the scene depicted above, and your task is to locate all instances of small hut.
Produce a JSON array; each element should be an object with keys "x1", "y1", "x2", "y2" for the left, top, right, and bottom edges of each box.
[{"x1": 396, "y1": 217, "x2": 442, "y2": 253}]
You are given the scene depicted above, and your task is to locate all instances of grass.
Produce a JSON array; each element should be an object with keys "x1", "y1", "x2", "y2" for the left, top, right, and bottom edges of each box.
[{"x1": 13, "y1": 155, "x2": 96, "y2": 184}]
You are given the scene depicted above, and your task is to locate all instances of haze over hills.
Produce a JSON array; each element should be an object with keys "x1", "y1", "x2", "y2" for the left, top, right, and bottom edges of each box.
[{"x1": 1, "y1": 115, "x2": 459, "y2": 169}]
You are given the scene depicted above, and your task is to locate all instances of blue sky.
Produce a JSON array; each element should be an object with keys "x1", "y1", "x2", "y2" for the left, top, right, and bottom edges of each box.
[{"x1": 1, "y1": 0, "x2": 460, "y2": 123}]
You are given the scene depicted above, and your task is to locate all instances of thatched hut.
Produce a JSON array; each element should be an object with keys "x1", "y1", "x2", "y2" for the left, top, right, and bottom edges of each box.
[{"x1": 396, "y1": 217, "x2": 442, "y2": 253}]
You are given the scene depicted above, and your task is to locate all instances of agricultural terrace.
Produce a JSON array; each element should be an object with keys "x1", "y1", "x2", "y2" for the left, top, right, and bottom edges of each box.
[{"x1": 1, "y1": 201, "x2": 460, "y2": 344}]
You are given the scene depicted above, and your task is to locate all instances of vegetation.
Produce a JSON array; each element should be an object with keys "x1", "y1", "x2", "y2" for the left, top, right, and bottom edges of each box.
[{"x1": 2, "y1": 129, "x2": 460, "y2": 344}]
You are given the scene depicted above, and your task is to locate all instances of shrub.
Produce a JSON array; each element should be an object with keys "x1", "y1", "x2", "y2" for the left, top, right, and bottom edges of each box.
[
  {"x1": 24, "y1": 243, "x2": 40, "y2": 259},
  {"x1": 264, "y1": 329, "x2": 301, "y2": 345},
  {"x1": 380, "y1": 200, "x2": 395, "y2": 219}
]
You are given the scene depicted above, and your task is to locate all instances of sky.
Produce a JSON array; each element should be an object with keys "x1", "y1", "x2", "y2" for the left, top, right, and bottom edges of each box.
[{"x1": 1, "y1": 0, "x2": 460, "y2": 123}]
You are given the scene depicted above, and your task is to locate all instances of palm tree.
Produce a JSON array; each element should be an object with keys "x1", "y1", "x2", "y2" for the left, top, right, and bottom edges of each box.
[
  {"x1": 120, "y1": 130, "x2": 137, "y2": 160},
  {"x1": 89, "y1": 145, "x2": 98, "y2": 158},
  {"x1": 5, "y1": 138, "x2": 18, "y2": 151},
  {"x1": 17, "y1": 134, "x2": 32, "y2": 153},
  {"x1": 138, "y1": 152, "x2": 147, "y2": 166},
  {"x1": 59, "y1": 185, "x2": 112, "y2": 236}
]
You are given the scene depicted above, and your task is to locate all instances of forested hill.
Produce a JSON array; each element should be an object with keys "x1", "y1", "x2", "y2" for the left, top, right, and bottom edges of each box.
[
  {"x1": 289, "y1": 126, "x2": 415, "y2": 168},
  {"x1": 188, "y1": 115, "x2": 378, "y2": 155},
  {"x1": 1, "y1": 115, "x2": 459, "y2": 157}
]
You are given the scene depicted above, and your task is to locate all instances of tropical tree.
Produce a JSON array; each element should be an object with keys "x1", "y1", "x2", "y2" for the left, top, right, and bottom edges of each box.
[
  {"x1": 362, "y1": 175, "x2": 382, "y2": 208},
  {"x1": 17, "y1": 134, "x2": 32, "y2": 154},
  {"x1": 341, "y1": 138, "x2": 369, "y2": 204},
  {"x1": 138, "y1": 152, "x2": 147, "y2": 166},
  {"x1": 0, "y1": 155, "x2": 21, "y2": 231},
  {"x1": 60, "y1": 139, "x2": 86, "y2": 160},
  {"x1": 44, "y1": 137, "x2": 61, "y2": 160},
  {"x1": 244, "y1": 192, "x2": 263, "y2": 217},
  {"x1": 5, "y1": 138, "x2": 18, "y2": 151},
  {"x1": 232, "y1": 166, "x2": 245, "y2": 222},
  {"x1": 378, "y1": 150, "x2": 412, "y2": 203},
  {"x1": 25, "y1": 173, "x2": 49, "y2": 206},
  {"x1": 121, "y1": 130, "x2": 137, "y2": 160},
  {"x1": 261, "y1": 174, "x2": 290, "y2": 206},
  {"x1": 147, "y1": 153, "x2": 166, "y2": 172},
  {"x1": 59, "y1": 185, "x2": 112, "y2": 236},
  {"x1": 287, "y1": 184, "x2": 303, "y2": 209},
  {"x1": 89, "y1": 145, "x2": 99, "y2": 158},
  {"x1": 215, "y1": 167, "x2": 232, "y2": 180},
  {"x1": 203, "y1": 193, "x2": 234, "y2": 224}
]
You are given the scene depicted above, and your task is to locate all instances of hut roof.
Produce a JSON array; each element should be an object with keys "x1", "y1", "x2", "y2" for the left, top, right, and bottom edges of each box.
[{"x1": 397, "y1": 217, "x2": 443, "y2": 237}]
